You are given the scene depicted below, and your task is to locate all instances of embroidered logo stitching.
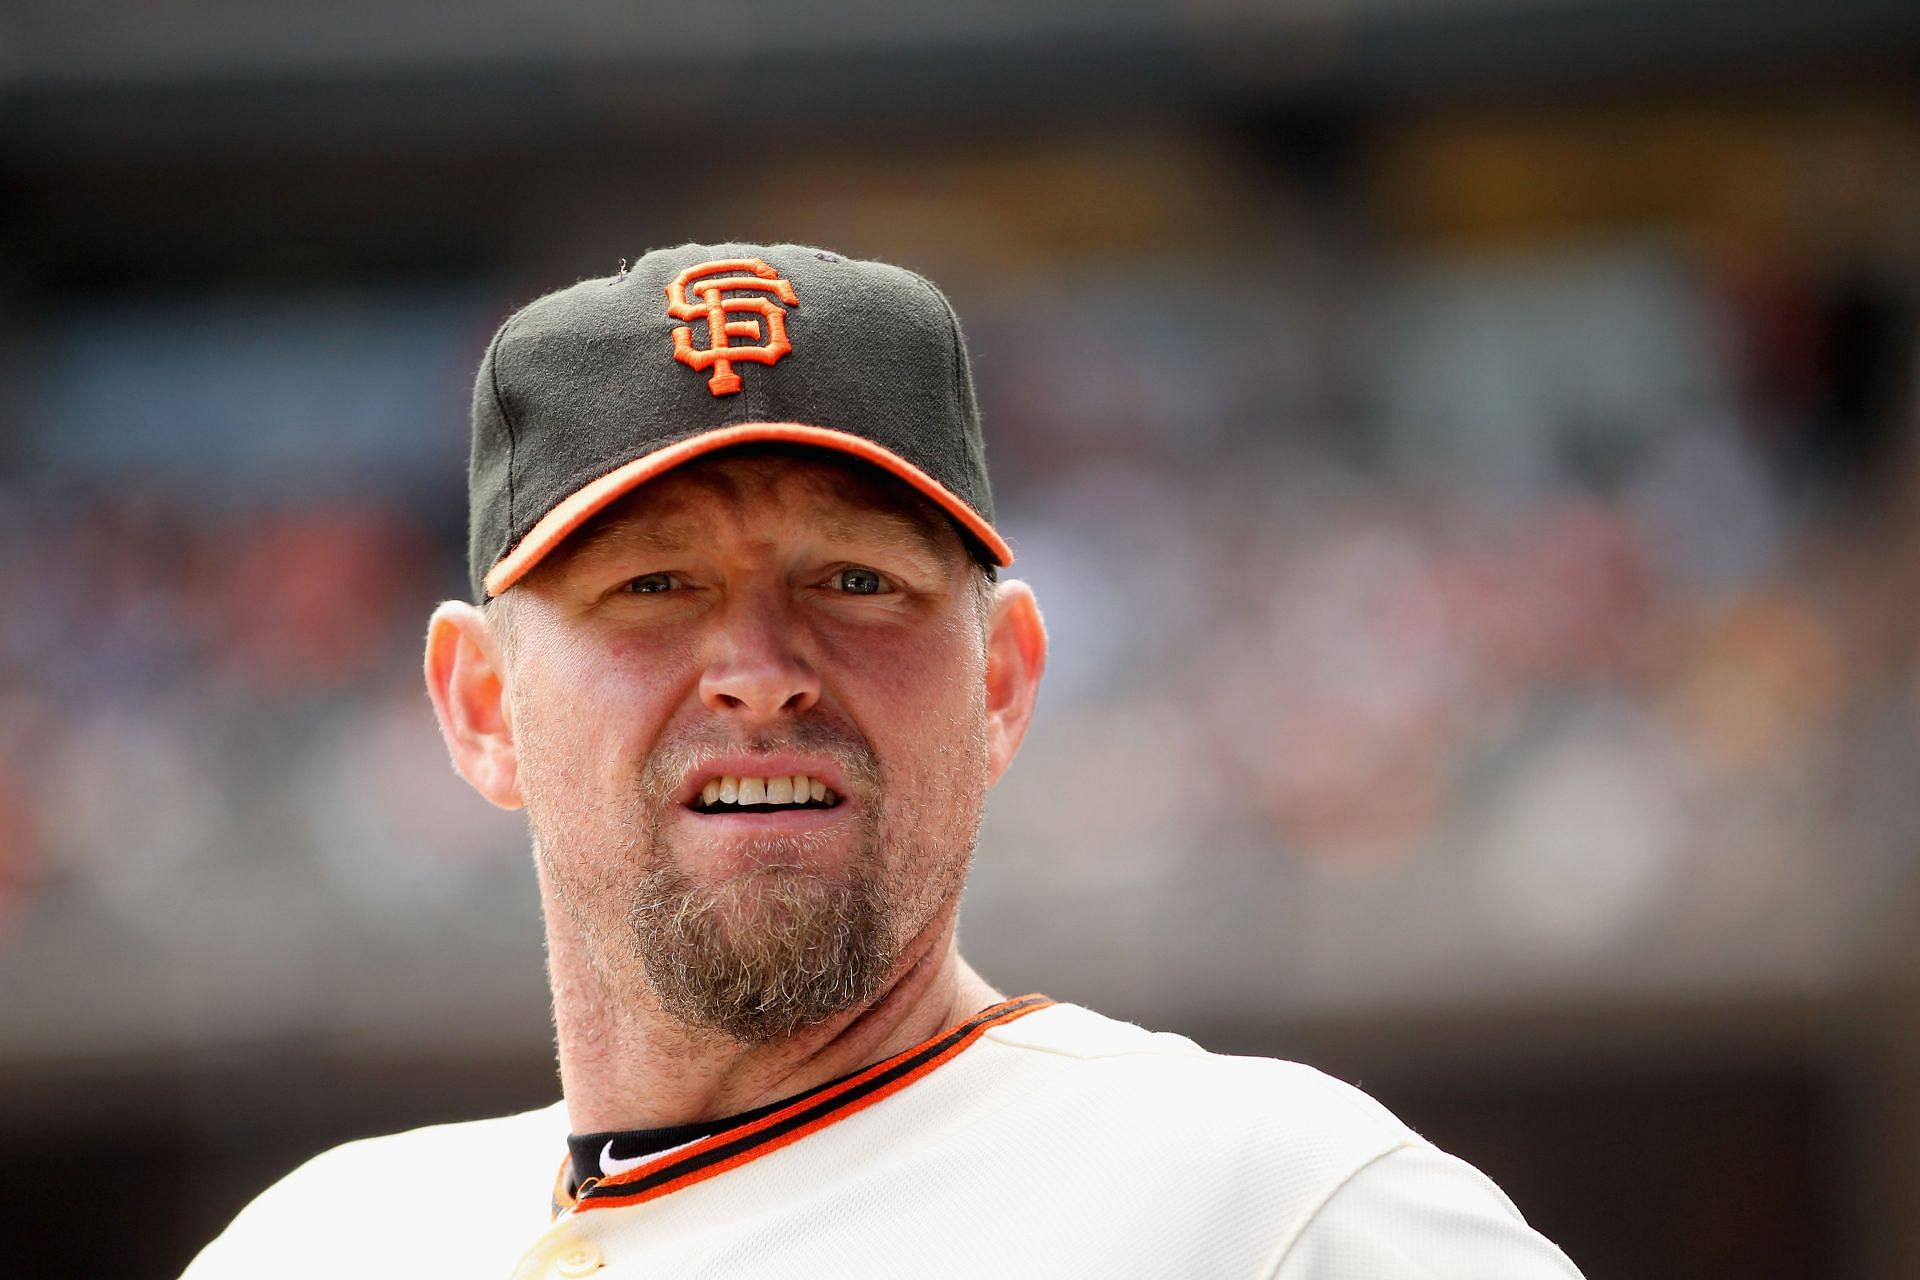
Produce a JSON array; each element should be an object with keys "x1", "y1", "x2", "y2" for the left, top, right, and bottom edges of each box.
[{"x1": 665, "y1": 258, "x2": 799, "y2": 395}]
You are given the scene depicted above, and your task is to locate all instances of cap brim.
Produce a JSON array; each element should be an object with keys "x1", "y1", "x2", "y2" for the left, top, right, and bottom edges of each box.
[{"x1": 482, "y1": 423, "x2": 1013, "y2": 597}]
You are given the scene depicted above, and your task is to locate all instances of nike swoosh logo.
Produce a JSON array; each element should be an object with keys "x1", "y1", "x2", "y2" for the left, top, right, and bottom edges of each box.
[{"x1": 600, "y1": 1139, "x2": 649, "y2": 1178}]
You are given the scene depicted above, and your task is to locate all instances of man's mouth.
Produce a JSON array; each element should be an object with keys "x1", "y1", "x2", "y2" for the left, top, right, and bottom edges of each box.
[{"x1": 689, "y1": 773, "x2": 842, "y2": 816}]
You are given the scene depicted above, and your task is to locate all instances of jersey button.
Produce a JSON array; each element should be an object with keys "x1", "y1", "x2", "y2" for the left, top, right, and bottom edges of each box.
[{"x1": 552, "y1": 1242, "x2": 602, "y2": 1277}]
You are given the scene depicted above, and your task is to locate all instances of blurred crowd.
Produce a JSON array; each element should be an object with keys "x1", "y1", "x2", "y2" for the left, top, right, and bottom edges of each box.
[
  {"x1": 970, "y1": 242, "x2": 1920, "y2": 1004},
  {"x1": 1, "y1": 229, "x2": 1915, "y2": 1040}
]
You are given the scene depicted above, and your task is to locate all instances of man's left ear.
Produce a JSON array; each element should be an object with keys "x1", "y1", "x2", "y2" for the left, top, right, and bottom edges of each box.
[{"x1": 983, "y1": 579, "x2": 1048, "y2": 784}]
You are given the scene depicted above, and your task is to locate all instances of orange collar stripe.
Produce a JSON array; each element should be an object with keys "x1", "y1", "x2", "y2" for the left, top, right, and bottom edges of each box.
[{"x1": 554, "y1": 995, "x2": 1052, "y2": 1217}]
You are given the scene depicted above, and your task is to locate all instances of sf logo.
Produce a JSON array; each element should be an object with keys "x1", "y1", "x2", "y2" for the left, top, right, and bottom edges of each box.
[{"x1": 665, "y1": 258, "x2": 798, "y2": 395}]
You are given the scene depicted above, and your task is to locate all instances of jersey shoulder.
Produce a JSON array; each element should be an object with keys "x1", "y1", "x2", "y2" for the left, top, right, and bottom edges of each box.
[
  {"x1": 181, "y1": 1100, "x2": 567, "y2": 1280},
  {"x1": 985, "y1": 1001, "x2": 1419, "y2": 1153},
  {"x1": 979, "y1": 1004, "x2": 1580, "y2": 1276}
]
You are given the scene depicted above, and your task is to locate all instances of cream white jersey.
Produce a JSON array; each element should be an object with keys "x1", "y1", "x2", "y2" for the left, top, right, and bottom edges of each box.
[{"x1": 183, "y1": 998, "x2": 1583, "y2": 1279}]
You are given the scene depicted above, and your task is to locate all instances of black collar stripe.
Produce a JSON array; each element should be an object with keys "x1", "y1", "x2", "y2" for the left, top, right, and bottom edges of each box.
[{"x1": 570, "y1": 995, "x2": 1053, "y2": 1214}]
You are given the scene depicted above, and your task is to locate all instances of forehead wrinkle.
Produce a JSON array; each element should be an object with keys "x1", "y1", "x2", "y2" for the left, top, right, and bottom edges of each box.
[{"x1": 763, "y1": 460, "x2": 961, "y2": 562}]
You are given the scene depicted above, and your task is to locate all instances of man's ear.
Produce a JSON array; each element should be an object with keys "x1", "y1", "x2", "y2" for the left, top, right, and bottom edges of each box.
[
  {"x1": 983, "y1": 580, "x2": 1048, "y2": 785},
  {"x1": 424, "y1": 600, "x2": 524, "y2": 810}
]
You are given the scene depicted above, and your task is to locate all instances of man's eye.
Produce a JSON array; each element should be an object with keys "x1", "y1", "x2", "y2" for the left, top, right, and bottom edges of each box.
[
  {"x1": 833, "y1": 567, "x2": 887, "y2": 595},
  {"x1": 625, "y1": 573, "x2": 676, "y2": 594}
]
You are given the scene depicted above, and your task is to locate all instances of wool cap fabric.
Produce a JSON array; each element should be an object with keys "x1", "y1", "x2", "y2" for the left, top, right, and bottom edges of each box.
[{"x1": 466, "y1": 242, "x2": 1009, "y2": 600}]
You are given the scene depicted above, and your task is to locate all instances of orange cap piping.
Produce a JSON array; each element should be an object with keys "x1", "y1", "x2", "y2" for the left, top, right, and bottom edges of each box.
[{"x1": 483, "y1": 423, "x2": 1012, "y2": 597}]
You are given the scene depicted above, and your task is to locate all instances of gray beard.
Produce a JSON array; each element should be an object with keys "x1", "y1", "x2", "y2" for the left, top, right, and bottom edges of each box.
[
  {"x1": 625, "y1": 838, "x2": 894, "y2": 1044},
  {"x1": 533, "y1": 721, "x2": 906, "y2": 1046}
]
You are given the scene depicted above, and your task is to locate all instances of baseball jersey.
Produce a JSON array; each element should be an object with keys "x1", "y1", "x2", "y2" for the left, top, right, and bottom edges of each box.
[{"x1": 182, "y1": 998, "x2": 1584, "y2": 1278}]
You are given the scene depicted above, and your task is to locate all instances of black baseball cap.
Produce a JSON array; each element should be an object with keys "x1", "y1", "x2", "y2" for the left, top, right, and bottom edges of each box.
[{"x1": 466, "y1": 242, "x2": 1011, "y2": 600}]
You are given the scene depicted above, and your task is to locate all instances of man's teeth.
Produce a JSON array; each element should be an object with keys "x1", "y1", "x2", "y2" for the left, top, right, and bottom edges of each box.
[{"x1": 698, "y1": 775, "x2": 838, "y2": 808}]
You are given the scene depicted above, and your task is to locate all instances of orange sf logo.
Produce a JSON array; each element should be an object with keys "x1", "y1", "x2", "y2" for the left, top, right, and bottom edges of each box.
[{"x1": 665, "y1": 258, "x2": 798, "y2": 395}]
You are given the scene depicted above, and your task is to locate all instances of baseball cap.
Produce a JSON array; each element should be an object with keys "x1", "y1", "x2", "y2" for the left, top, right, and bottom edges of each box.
[{"x1": 466, "y1": 241, "x2": 1012, "y2": 600}]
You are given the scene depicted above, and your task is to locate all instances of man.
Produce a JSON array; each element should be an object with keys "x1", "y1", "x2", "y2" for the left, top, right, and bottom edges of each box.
[{"x1": 185, "y1": 244, "x2": 1583, "y2": 1278}]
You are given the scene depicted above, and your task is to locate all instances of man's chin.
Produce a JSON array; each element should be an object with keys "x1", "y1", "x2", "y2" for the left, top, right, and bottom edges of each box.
[
  {"x1": 693, "y1": 866, "x2": 848, "y2": 933},
  {"x1": 630, "y1": 859, "x2": 895, "y2": 1044}
]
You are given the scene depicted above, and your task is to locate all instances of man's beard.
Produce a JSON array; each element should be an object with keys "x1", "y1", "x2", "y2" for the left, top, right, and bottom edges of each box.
[
  {"x1": 529, "y1": 719, "x2": 931, "y2": 1046},
  {"x1": 625, "y1": 839, "x2": 893, "y2": 1044}
]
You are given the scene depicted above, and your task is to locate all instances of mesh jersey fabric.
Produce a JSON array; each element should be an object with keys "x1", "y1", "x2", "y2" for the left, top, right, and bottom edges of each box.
[{"x1": 181, "y1": 1003, "x2": 1584, "y2": 1279}]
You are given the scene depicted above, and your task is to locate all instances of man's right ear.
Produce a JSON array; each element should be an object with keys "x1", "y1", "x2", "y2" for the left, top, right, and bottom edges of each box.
[{"x1": 424, "y1": 601, "x2": 524, "y2": 810}]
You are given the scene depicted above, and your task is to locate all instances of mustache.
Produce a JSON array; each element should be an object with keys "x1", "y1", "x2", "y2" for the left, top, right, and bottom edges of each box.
[{"x1": 637, "y1": 717, "x2": 884, "y2": 806}]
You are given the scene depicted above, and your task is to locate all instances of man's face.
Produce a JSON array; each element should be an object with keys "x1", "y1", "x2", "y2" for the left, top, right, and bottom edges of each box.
[{"x1": 495, "y1": 451, "x2": 992, "y2": 1044}]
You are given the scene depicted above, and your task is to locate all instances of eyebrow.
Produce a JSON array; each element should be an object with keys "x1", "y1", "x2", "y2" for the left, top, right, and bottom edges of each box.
[
  {"x1": 567, "y1": 519, "x2": 692, "y2": 563},
  {"x1": 811, "y1": 510, "x2": 950, "y2": 561}
]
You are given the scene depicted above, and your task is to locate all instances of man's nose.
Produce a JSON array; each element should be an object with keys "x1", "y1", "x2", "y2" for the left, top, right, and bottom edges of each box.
[{"x1": 698, "y1": 590, "x2": 821, "y2": 719}]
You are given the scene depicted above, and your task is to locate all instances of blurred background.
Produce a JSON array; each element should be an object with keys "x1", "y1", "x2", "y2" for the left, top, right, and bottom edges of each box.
[{"x1": 3, "y1": 1, "x2": 1919, "y2": 1275}]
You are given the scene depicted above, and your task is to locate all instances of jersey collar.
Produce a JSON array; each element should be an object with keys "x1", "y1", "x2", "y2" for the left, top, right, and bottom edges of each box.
[{"x1": 550, "y1": 994, "x2": 1053, "y2": 1218}]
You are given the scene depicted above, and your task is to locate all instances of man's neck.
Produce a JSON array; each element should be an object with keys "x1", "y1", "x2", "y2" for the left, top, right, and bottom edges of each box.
[{"x1": 549, "y1": 911, "x2": 1002, "y2": 1135}]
